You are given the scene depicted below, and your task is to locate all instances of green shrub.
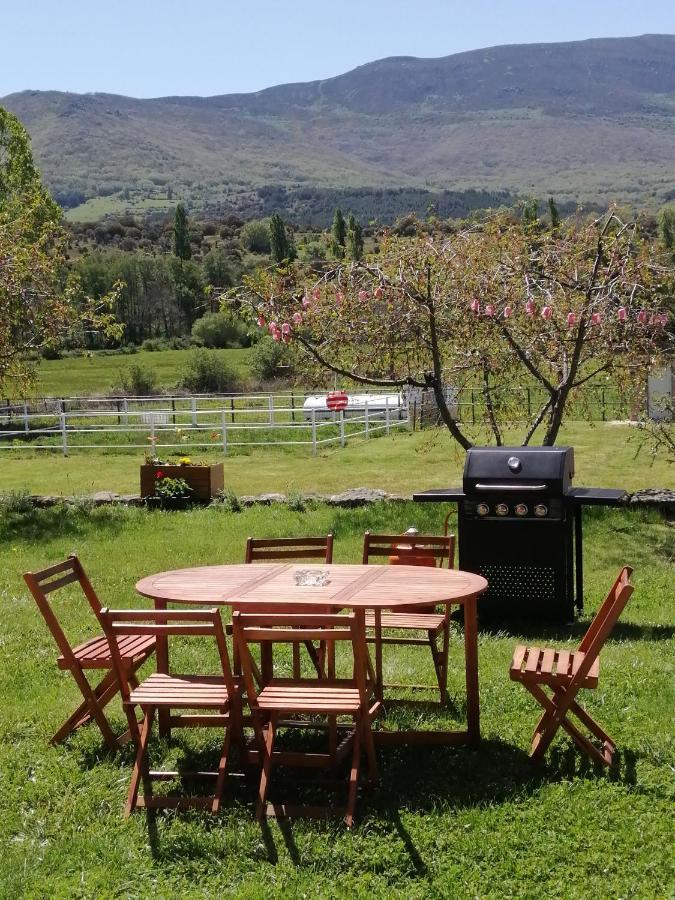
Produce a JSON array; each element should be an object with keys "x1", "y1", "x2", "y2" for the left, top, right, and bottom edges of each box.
[
  {"x1": 112, "y1": 363, "x2": 159, "y2": 396},
  {"x1": 240, "y1": 219, "x2": 271, "y2": 254},
  {"x1": 191, "y1": 311, "x2": 250, "y2": 349},
  {"x1": 178, "y1": 349, "x2": 240, "y2": 394},
  {"x1": 249, "y1": 336, "x2": 291, "y2": 381},
  {"x1": 141, "y1": 337, "x2": 168, "y2": 352}
]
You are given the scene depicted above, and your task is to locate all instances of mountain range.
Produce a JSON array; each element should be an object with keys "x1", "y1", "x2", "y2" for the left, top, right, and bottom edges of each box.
[{"x1": 2, "y1": 34, "x2": 674, "y2": 223}]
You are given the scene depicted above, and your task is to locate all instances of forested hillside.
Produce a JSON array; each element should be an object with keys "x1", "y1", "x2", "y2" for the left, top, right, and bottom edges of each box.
[{"x1": 3, "y1": 34, "x2": 674, "y2": 220}]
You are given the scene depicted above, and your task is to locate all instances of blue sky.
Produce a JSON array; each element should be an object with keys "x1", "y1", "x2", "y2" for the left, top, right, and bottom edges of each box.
[{"x1": 2, "y1": 0, "x2": 674, "y2": 98}]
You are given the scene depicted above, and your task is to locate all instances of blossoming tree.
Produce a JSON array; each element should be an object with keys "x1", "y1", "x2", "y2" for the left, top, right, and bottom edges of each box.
[{"x1": 238, "y1": 213, "x2": 672, "y2": 448}]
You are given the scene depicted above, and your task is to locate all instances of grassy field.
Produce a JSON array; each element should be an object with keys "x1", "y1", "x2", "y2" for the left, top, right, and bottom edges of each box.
[
  {"x1": 26, "y1": 348, "x2": 253, "y2": 397},
  {"x1": 0, "y1": 422, "x2": 671, "y2": 498},
  {"x1": 0, "y1": 499, "x2": 672, "y2": 897}
]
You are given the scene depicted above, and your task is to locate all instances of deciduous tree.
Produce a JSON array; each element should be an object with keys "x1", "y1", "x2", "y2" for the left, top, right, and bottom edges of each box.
[{"x1": 239, "y1": 212, "x2": 672, "y2": 448}]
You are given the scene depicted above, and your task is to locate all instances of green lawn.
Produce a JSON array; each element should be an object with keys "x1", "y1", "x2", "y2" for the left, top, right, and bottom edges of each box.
[
  {"x1": 27, "y1": 348, "x2": 253, "y2": 397},
  {"x1": 0, "y1": 500, "x2": 672, "y2": 897},
  {"x1": 0, "y1": 422, "x2": 671, "y2": 497}
]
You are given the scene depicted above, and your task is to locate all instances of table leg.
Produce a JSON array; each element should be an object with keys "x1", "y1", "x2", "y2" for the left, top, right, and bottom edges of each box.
[
  {"x1": 154, "y1": 598, "x2": 170, "y2": 738},
  {"x1": 463, "y1": 595, "x2": 480, "y2": 746},
  {"x1": 374, "y1": 607, "x2": 383, "y2": 701}
]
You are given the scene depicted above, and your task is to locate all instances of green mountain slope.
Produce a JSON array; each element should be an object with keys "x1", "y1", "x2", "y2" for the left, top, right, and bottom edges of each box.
[{"x1": 3, "y1": 34, "x2": 674, "y2": 220}]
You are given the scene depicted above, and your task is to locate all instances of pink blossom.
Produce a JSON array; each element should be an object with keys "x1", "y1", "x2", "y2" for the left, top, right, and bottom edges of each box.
[
  {"x1": 281, "y1": 322, "x2": 291, "y2": 335},
  {"x1": 541, "y1": 306, "x2": 552, "y2": 320},
  {"x1": 312, "y1": 289, "x2": 321, "y2": 300},
  {"x1": 374, "y1": 287, "x2": 384, "y2": 299},
  {"x1": 485, "y1": 304, "x2": 495, "y2": 317},
  {"x1": 658, "y1": 312, "x2": 669, "y2": 326},
  {"x1": 271, "y1": 329, "x2": 281, "y2": 342},
  {"x1": 282, "y1": 332, "x2": 291, "y2": 344},
  {"x1": 566, "y1": 312, "x2": 577, "y2": 327},
  {"x1": 503, "y1": 305, "x2": 513, "y2": 318},
  {"x1": 637, "y1": 309, "x2": 648, "y2": 324},
  {"x1": 470, "y1": 299, "x2": 480, "y2": 314},
  {"x1": 336, "y1": 291, "x2": 344, "y2": 303},
  {"x1": 617, "y1": 307, "x2": 627, "y2": 322},
  {"x1": 358, "y1": 290, "x2": 369, "y2": 302},
  {"x1": 291, "y1": 311, "x2": 302, "y2": 325},
  {"x1": 302, "y1": 294, "x2": 311, "y2": 309},
  {"x1": 257, "y1": 314, "x2": 266, "y2": 328},
  {"x1": 591, "y1": 312, "x2": 602, "y2": 326},
  {"x1": 525, "y1": 300, "x2": 535, "y2": 316},
  {"x1": 268, "y1": 321, "x2": 278, "y2": 335}
]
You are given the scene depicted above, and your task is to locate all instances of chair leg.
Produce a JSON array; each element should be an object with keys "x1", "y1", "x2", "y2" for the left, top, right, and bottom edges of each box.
[
  {"x1": 51, "y1": 667, "x2": 120, "y2": 744},
  {"x1": 125, "y1": 707, "x2": 154, "y2": 818},
  {"x1": 256, "y1": 714, "x2": 277, "y2": 823},
  {"x1": 523, "y1": 682, "x2": 564, "y2": 761},
  {"x1": 428, "y1": 628, "x2": 448, "y2": 705},
  {"x1": 344, "y1": 717, "x2": 362, "y2": 828},
  {"x1": 362, "y1": 713, "x2": 379, "y2": 783},
  {"x1": 64, "y1": 666, "x2": 119, "y2": 749},
  {"x1": 292, "y1": 643, "x2": 301, "y2": 679},
  {"x1": 212, "y1": 718, "x2": 232, "y2": 813}
]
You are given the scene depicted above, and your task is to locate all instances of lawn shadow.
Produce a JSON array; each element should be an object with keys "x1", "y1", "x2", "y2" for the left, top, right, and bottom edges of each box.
[{"x1": 478, "y1": 619, "x2": 675, "y2": 643}]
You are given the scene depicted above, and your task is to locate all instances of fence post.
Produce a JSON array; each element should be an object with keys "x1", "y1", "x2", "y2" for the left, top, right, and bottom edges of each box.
[
  {"x1": 221, "y1": 410, "x2": 228, "y2": 456},
  {"x1": 290, "y1": 393, "x2": 296, "y2": 423},
  {"x1": 601, "y1": 388, "x2": 606, "y2": 422},
  {"x1": 23, "y1": 402, "x2": 29, "y2": 434},
  {"x1": 471, "y1": 390, "x2": 476, "y2": 426},
  {"x1": 60, "y1": 411, "x2": 68, "y2": 457},
  {"x1": 364, "y1": 400, "x2": 370, "y2": 438},
  {"x1": 411, "y1": 399, "x2": 416, "y2": 431},
  {"x1": 150, "y1": 418, "x2": 156, "y2": 449},
  {"x1": 171, "y1": 398, "x2": 176, "y2": 426},
  {"x1": 230, "y1": 396, "x2": 235, "y2": 424},
  {"x1": 311, "y1": 409, "x2": 317, "y2": 456},
  {"x1": 122, "y1": 397, "x2": 129, "y2": 427},
  {"x1": 340, "y1": 410, "x2": 346, "y2": 447},
  {"x1": 191, "y1": 397, "x2": 198, "y2": 428},
  {"x1": 385, "y1": 401, "x2": 391, "y2": 435},
  {"x1": 268, "y1": 394, "x2": 274, "y2": 426}
]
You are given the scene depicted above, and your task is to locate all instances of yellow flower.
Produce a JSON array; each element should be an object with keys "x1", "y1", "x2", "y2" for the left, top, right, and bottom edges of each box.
[{"x1": 178, "y1": 456, "x2": 192, "y2": 465}]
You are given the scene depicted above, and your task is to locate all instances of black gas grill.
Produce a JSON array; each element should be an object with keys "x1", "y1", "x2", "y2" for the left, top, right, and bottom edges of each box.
[{"x1": 413, "y1": 446, "x2": 626, "y2": 622}]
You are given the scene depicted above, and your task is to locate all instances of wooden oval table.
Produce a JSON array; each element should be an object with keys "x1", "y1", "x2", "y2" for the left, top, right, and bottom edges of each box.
[{"x1": 136, "y1": 563, "x2": 488, "y2": 746}]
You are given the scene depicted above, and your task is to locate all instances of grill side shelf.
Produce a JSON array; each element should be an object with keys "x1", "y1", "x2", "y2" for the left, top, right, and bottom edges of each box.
[
  {"x1": 568, "y1": 487, "x2": 627, "y2": 506},
  {"x1": 412, "y1": 489, "x2": 466, "y2": 503}
]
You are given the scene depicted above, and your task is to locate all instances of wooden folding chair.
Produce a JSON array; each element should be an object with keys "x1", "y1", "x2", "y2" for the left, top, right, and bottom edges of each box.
[
  {"x1": 237, "y1": 535, "x2": 335, "y2": 680},
  {"x1": 23, "y1": 555, "x2": 155, "y2": 749},
  {"x1": 510, "y1": 566, "x2": 634, "y2": 766},
  {"x1": 100, "y1": 607, "x2": 241, "y2": 816},
  {"x1": 232, "y1": 610, "x2": 378, "y2": 827},
  {"x1": 362, "y1": 532, "x2": 456, "y2": 703}
]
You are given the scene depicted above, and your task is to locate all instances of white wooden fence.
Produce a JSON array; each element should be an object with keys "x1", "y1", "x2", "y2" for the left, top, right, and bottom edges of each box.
[{"x1": 0, "y1": 391, "x2": 410, "y2": 456}]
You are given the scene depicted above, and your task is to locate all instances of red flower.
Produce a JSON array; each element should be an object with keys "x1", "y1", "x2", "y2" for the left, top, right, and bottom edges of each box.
[{"x1": 155, "y1": 470, "x2": 165, "y2": 479}]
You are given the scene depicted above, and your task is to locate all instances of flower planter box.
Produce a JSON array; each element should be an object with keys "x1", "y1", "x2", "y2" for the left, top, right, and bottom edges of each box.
[{"x1": 141, "y1": 463, "x2": 224, "y2": 502}]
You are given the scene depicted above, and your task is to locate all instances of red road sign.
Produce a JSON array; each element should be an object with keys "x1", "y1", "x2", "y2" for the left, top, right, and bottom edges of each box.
[{"x1": 326, "y1": 391, "x2": 349, "y2": 411}]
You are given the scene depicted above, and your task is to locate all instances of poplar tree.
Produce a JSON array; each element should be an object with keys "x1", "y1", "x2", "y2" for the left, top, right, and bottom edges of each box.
[
  {"x1": 346, "y1": 213, "x2": 364, "y2": 261},
  {"x1": 173, "y1": 203, "x2": 192, "y2": 261},
  {"x1": 332, "y1": 207, "x2": 346, "y2": 255},
  {"x1": 269, "y1": 213, "x2": 295, "y2": 263}
]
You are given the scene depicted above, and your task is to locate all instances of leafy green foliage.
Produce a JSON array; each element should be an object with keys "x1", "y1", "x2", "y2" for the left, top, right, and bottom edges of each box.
[
  {"x1": 248, "y1": 335, "x2": 290, "y2": 381},
  {"x1": 173, "y1": 202, "x2": 191, "y2": 261},
  {"x1": 110, "y1": 363, "x2": 158, "y2": 396},
  {"x1": 178, "y1": 348, "x2": 240, "y2": 393},
  {"x1": 191, "y1": 311, "x2": 250, "y2": 349},
  {"x1": 239, "y1": 219, "x2": 271, "y2": 254},
  {"x1": 269, "y1": 212, "x2": 296, "y2": 263},
  {"x1": 153, "y1": 475, "x2": 192, "y2": 500},
  {"x1": 346, "y1": 212, "x2": 364, "y2": 261}
]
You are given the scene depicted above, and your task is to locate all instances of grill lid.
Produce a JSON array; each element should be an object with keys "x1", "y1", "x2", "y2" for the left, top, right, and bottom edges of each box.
[{"x1": 463, "y1": 446, "x2": 575, "y2": 494}]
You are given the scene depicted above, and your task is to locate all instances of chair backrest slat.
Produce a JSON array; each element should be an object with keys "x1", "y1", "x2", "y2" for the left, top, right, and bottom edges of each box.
[
  {"x1": 363, "y1": 532, "x2": 455, "y2": 568},
  {"x1": 245, "y1": 535, "x2": 333, "y2": 564}
]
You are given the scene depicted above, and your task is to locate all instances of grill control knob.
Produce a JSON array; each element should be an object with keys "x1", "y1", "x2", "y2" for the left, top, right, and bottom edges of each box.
[
  {"x1": 476, "y1": 503, "x2": 490, "y2": 517},
  {"x1": 515, "y1": 503, "x2": 528, "y2": 517},
  {"x1": 534, "y1": 504, "x2": 548, "y2": 518},
  {"x1": 496, "y1": 503, "x2": 509, "y2": 516}
]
